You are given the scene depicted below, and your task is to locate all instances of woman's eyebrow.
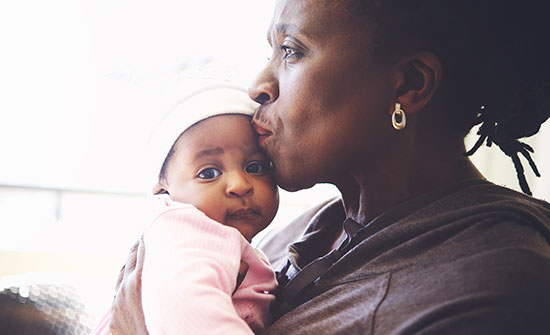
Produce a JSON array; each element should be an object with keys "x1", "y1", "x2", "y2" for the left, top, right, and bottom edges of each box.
[
  {"x1": 268, "y1": 23, "x2": 299, "y2": 44},
  {"x1": 274, "y1": 23, "x2": 290, "y2": 34},
  {"x1": 275, "y1": 23, "x2": 300, "y2": 36}
]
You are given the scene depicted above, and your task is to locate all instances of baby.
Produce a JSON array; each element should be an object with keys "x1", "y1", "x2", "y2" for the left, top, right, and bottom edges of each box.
[{"x1": 92, "y1": 84, "x2": 279, "y2": 335}]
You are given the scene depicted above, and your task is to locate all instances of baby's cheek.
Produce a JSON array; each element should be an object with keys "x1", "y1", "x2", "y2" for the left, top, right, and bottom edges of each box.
[
  {"x1": 198, "y1": 203, "x2": 227, "y2": 225},
  {"x1": 182, "y1": 191, "x2": 225, "y2": 224}
]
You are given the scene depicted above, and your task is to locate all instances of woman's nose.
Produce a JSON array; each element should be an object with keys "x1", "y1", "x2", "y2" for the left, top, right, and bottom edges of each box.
[
  {"x1": 248, "y1": 63, "x2": 279, "y2": 105},
  {"x1": 226, "y1": 173, "x2": 253, "y2": 197}
]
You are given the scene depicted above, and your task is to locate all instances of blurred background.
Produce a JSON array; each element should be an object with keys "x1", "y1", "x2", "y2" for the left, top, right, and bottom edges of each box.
[{"x1": 0, "y1": 0, "x2": 548, "y2": 333}]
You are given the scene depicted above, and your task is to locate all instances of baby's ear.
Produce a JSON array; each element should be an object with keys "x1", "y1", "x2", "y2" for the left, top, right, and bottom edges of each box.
[{"x1": 152, "y1": 182, "x2": 169, "y2": 195}]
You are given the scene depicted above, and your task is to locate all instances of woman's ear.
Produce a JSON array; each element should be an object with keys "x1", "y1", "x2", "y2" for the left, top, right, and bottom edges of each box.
[
  {"x1": 152, "y1": 182, "x2": 169, "y2": 195},
  {"x1": 392, "y1": 52, "x2": 442, "y2": 116}
]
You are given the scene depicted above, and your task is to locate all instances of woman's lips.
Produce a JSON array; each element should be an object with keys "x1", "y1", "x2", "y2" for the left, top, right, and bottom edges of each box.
[{"x1": 252, "y1": 123, "x2": 272, "y2": 146}]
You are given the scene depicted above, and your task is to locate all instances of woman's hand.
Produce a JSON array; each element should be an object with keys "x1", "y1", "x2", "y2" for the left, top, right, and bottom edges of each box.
[{"x1": 109, "y1": 237, "x2": 149, "y2": 335}]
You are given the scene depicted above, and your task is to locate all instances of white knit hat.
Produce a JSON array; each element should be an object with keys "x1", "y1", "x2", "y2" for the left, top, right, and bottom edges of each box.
[{"x1": 148, "y1": 83, "x2": 259, "y2": 189}]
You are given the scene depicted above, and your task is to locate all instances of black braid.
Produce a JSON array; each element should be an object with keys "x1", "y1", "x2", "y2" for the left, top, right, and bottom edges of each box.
[
  {"x1": 464, "y1": 108, "x2": 542, "y2": 195},
  {"x1": 463, "y1": 111, "x2": 492, "y2": 157}
]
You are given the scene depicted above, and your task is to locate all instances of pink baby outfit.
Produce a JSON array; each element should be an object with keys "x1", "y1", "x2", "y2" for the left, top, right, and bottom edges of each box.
[{"x1": 91, "y1": 197, "x2": 277, "y2": 335}]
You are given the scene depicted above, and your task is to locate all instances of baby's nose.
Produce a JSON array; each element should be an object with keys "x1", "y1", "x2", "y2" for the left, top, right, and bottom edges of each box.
[{"x1": 226, "y1": 173, "x2": 253, "y2": 197}]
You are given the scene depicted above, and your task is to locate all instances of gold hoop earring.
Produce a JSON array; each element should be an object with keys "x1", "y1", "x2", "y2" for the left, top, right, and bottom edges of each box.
[{"x1": 392, "y1": 103, "x2": 406, "y2": 130}]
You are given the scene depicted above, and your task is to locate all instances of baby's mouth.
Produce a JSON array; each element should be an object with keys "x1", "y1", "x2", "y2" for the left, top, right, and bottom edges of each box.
[{"x1": 227, "y1": 208, "x2": 260, "y2": 220}]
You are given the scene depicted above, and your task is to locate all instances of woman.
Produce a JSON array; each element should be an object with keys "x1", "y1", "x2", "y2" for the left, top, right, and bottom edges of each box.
[{"x1": 111, "y1": 1, "x2": 550, "y2": 334}]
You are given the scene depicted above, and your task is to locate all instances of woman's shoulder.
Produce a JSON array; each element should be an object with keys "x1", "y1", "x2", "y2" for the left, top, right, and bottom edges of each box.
[
  {"x1": 434, "y1": 180, "x2": 550, "y2": 241},
  {"x1": 453, "y1": 179, "x2": 550, "y2": 209}
]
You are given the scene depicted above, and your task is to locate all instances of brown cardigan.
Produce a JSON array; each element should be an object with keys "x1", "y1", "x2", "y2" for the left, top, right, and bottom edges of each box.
[{"x1": 257, "y1": 179, "x2": 550, "y2": 334}]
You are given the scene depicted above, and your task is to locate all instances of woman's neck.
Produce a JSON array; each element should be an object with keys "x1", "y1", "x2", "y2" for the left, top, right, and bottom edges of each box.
[{"x1": 336, "y1": 126, "x2": 484, "y2": 226}]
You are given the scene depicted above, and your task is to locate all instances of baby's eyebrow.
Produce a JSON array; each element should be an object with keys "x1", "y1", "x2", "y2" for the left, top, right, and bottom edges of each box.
[
  {"x1": 243, "y1": 144, "x2": 265, "y2": 157},
  {"x1": 193, "y1": 147, "x2": 224, "y2": 161}
]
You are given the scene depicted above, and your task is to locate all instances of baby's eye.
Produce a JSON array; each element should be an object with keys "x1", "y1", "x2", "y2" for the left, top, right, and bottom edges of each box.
[
  {"x1": 245, "y1": 162, "x2": 267, "y2": 174},
  {"x1": 198, "y1": 168, "x2": 221, "y2": 179}
]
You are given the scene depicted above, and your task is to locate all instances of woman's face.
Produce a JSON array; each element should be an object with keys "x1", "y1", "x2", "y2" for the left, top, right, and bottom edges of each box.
[{"x1": 249, "y1": 0, "x2": 395, "y2": 191}]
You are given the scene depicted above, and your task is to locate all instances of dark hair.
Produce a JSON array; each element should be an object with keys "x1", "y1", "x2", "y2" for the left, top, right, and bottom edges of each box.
[{"x1": 347, "y1": 0, "x2": 550, "y2": 195}]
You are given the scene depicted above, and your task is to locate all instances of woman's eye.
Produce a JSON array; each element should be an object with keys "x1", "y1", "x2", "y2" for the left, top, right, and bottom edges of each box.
[
  {"x1": 246, "y1": 162, "x2": 266, "y2": 174},
  {"x1": 198, "y1": 168, "x2": 221, "y2": 179},
  {"x1": 281, "y1": 46, "x2": 302, "y2": 62}
]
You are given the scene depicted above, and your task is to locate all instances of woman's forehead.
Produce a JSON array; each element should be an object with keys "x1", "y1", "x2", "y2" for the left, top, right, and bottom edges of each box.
[{"x1": 269, "y1": 0, "x2": 359, "y2": 40}]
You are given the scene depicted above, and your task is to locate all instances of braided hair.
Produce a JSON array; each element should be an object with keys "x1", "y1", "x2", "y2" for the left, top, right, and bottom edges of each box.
[{"x1": 346, "y1": 0, "x2": 550, "y2": 195}]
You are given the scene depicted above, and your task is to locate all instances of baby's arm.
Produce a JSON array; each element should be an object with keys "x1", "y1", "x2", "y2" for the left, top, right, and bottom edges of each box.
[{"x1": 141, "y1": 204, "x2": 254, "y2": 335}]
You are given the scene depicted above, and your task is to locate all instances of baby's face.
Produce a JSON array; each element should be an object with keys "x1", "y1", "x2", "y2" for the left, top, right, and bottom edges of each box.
[{"x1": 162, "y1": 114, "x2": 279, "y2": 241}]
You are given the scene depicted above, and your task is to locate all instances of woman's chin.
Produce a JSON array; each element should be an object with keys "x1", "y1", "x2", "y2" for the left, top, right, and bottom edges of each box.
[{"x1": 275, "y1": 171, "x2": 317, "y2": 192}]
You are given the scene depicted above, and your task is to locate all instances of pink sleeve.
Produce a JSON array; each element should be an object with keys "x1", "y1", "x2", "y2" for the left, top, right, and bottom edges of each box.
[
  {"x1": 232, "y1": 247, "x2": 277, "y2": 333},
  {"x1": 89, "y1": 309, "x2": 112, "y2": 335},
  {"x1": 141, "y1": 203, "x2": 255, "y2": 334}
]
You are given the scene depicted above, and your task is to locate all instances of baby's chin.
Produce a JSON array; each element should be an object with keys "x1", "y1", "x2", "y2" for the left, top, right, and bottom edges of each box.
[{"x1": 224, "y1": 219, "x2": 267, "y2": 242}]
